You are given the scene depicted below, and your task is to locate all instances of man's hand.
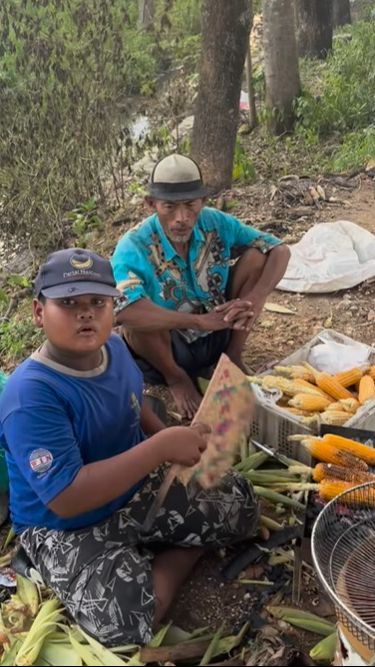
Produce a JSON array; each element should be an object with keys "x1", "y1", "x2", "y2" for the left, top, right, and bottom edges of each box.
[
  {"x1": 214, "y1": 299, "x2": 255, "y2": 331},
  {"x1": 158, "y1": 423, "x2": 210, "y2": 467},
  {"x1": 197, "y1": 299, "x2": 254, "y2": 332},
  {"x1": 224, "y1": 293, "x2": 266, "y2": 332}
]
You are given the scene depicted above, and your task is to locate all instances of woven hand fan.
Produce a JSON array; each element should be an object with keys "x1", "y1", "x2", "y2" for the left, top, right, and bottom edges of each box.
[{"x1": 143, "y1": 353, "x2": 254, "y2": 529}]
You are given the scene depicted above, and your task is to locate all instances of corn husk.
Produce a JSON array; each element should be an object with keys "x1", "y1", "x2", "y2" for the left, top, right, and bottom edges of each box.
[
  {"x1": 267, "y1": 606, "x2": 335, "y2": 636},
  {"x1": 15, "y1": 599, "x2": 62, "y2": 666},
  {"x1": 309, "y1": 632, "x2": 337, "y2": 662}
]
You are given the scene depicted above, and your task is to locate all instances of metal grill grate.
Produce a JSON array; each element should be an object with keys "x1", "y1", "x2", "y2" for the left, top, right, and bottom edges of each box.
[{"x1": 312, "y1": 482, "x2": 375, "y2": 650}]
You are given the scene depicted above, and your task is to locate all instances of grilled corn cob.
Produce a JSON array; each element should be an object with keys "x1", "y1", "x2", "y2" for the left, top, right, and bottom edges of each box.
[
  {"x1": 367, "y1": 365, "x2": 375, "y2": 380},
  {"x1": 319, "y1": 479, "x2": 375, "y2": 504},
  {"x1": 321, "y1": 433, "x2": 375, "y2": 465},
  {"x1": 358, "y1": 375, "x2": 375, "y2": 404},
  {"x1": 290, "y1": 435, "x2": 369, "y2": 470},
  {"x1": 312, "y1": 462, "x2": 375, "y2": 484}
]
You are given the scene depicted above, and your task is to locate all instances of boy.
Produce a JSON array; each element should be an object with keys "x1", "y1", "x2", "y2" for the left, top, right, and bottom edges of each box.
[{"x1": 0, "y1": 248, "x2": 259, "y2": 646}]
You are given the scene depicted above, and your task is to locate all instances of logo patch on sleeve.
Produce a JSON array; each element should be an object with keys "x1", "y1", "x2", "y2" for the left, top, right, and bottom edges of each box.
[{"x1": 29, "y1": 449, "x2": 53, "y2": 474}]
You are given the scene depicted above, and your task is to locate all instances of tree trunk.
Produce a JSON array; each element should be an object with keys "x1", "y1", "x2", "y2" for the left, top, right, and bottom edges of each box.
[
  {"x1": 138, "y1": 0, "x2": 154, "y2": 30},
  {"x1": 263, "y1": 0, "x2": 301, "y2": 135},
  {"x1": 333, "y1": 0, "x2": 351, "y2": 27},
  {"x1": 296, "y1": 0, "x2": 334, "y2": 59},
  {"x1": 191, "y1": 0, "x2": 252, "y2": 193},
  {"x1": 245, "y1": 3, "x2": 258, "y2": 130}
]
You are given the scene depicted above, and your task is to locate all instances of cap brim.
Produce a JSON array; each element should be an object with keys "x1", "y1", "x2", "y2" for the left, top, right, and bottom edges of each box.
[
  {"x1": 148, "y1": 185, "x2": 208, "y2": 201},
  {"x1": 40, "y1": 281, "x2": 121, "y2": 299}
]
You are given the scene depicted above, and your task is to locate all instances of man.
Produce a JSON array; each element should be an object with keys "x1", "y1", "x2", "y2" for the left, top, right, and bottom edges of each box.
[
  {"x1": 112, "y1": 154, "x2": 290, "y2": 418},
  {"x1": 0, "y1": 247, "x2": 259, "y2": 646}
]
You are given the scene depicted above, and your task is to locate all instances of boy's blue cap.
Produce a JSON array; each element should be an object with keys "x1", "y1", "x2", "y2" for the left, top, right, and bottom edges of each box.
[{"x1": 34, "y1": 248, "x2": 121, "y2": 299}]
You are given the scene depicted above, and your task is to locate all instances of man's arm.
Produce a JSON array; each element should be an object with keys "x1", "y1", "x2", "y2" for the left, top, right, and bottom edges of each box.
[
  {"x1": 246, "y1": 244, "x2": 291, "y2": 302},
  {"x1": 116, "y1": 297, "x2": 234, "y2": 333},
  {"x1": 215, "y1": 244, "x2": 290, "y2": 330}
]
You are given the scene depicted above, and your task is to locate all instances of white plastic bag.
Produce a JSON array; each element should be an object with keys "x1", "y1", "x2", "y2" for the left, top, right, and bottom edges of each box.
[
  {"x1": 308, "y1": 340, "x2": 371, "y2": 373},
  {"x1": 278, "y1": 220, "x2": 375, "y2": 293}
]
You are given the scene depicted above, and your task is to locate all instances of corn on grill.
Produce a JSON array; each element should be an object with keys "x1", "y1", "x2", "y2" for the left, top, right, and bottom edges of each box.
[{"x1": 312, "y1": 481, "x2": 375, "y2": 658}]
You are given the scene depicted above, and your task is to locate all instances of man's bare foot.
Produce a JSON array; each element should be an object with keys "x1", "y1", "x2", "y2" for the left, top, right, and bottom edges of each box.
[{"x1": 167, "y1": 372, "x2": 202, "y2": 420}]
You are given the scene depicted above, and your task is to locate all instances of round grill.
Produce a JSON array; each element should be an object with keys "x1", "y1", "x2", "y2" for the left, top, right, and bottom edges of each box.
[{"x1": 312, "y1": 481, "x2": 375, "y2": 649}]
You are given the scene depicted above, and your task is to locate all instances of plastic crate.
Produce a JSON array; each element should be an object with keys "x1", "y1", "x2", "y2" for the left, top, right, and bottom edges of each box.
[{"x1": 250, "y1": 329, "x2": 375, "y2": 465}]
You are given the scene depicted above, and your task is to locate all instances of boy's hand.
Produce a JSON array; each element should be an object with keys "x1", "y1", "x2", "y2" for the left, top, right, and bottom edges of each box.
[{"x1": 158, "y1": 423, "x2": 210, "y2": 467}]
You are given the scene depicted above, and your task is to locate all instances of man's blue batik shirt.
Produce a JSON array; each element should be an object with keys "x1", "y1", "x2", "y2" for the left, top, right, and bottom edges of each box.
[{"x1": 111, "y1": 207, "x2": 282, "y2": 340}]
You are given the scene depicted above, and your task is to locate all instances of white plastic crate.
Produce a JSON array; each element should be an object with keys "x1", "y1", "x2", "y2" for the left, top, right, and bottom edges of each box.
[{"x1": 250, "y1": 329, "x2": 375, "y2": 464}]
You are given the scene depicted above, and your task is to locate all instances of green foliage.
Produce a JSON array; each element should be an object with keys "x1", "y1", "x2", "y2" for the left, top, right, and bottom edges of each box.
[
  {"x1": 296, "y1": 21, "x2": 375, "y2": 137},
  {"x1": 294, "y1": 20, "x2": 375, "y2": 172},
  {"x1": 330, "y1": 126, "x2": 375, "y2": 171},
  {"x1": 232, "y1": 140, "x2": 256, "y2": 183},
  {"x1": 0, "y1": 0, "x2": 156, "y2": 253},
  {"x1": 67, "y1": 199, "x2": 103, "y2": 239},
  {"x1": 155, "y1": 0, "x2": 202, "y2": 69},
  {"x1": 0, "y1": 317, "x2": 43, "y2": 365},
  {"x1": 4, "y1": 274, "x2": 31, "y2": 290}
]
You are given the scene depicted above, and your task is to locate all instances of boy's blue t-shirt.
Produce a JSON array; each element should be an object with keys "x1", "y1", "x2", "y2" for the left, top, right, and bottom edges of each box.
[{"x1": 0, "y1": 334, "x2": 145, "y2": 533}]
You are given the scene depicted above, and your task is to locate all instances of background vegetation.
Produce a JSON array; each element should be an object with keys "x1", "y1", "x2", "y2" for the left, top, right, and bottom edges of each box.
[{"x1": 0, "y1": 0, "x2": 374, "y2": 365}]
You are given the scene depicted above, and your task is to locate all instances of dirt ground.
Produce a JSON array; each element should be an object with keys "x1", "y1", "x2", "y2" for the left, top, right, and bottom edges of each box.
[
  {"x1": 144, "y1": 174, "x2": 374, "y2": 660},
  {"x1": 0, "y1": 170, "x2": 373, "y2": 663}
]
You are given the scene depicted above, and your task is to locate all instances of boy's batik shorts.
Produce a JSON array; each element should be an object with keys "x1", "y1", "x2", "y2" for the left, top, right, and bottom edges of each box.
[{"x1": 21, "y1": 468, "x2": 259, "y2": 646}]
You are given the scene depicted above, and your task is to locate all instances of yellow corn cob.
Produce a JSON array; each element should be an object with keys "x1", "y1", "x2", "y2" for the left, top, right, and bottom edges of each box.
[
  {"x1": 274, "y1": 365, "x2": 316, "y2": 383},
  {"x1": 294, "y1": 435, "x2": 369, "y2": 470},
  {"x1": 282, "y1": 406, "x2": 308, "y2": 415},
  {"x1": 367, "y1": 365, "x2": 375, "y2": 380},
  {"x1": 320, "y1": 410, "x2": 349, "y2": 426},
  {"x1": 322, "y1": 433, "x2": 375, "y2": 465},
  {"x1": 338, "y1": 398, "x2": 360, "y2": 413},
  {"x1": 249, "y1": 375, "x2": 296, "y2": 395},
  {"x1": 319, "y1": 479, "x2": 375, "y2": 504},
  {"x1": 325, "y1": 401, "x2": 343, "y2": 412},
  {"x1": 289, "y1": 394, "x2": 331, "y2": 412},
  {"x1": 260, "y1": 375, "x2": 321, "y2": 398},
  {"x1": 325, "y1": 398, "x2": 359, "y2": 414},
  {"x1": 299, "y1": 414, "x2": 321, "y2": 428},
  {"x1": 313, "y1": 371, "x2": 353, "y2": 400},
  {"x1": 312, "y1": 462, "x2": 375, "y2": 483},
  {"x1": 294, "y1": 379, "x2": 333, "y2": 400},
  {"x1": 334, "y1": 367, "x2": 364, "y2": 388},
  {"x1": 358, "y1": 375, "x2": 375, "y2": 404}
]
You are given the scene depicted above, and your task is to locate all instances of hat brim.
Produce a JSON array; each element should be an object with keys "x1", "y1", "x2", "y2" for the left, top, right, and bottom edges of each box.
[
  {"x1": 148, "y1": 184, "x2": 208, "y2": 202},
  {"x1": 40, "y1": 281, "x2": 121, "y2": 299}
]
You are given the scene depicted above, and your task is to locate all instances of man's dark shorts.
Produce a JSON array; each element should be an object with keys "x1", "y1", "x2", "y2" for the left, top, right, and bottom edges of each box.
[{"x1": 129, "y1": 330, "x2": 231, "y2": 385}]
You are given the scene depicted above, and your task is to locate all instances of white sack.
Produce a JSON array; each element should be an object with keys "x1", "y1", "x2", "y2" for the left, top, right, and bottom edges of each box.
[{"x1": 277, "y1": 220, "x2": 375, "y2": 293}]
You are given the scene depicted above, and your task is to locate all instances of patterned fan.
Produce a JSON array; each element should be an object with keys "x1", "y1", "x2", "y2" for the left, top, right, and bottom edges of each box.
[{"x1": 143, "y1": 354, "x2": 254, "y2": 529}]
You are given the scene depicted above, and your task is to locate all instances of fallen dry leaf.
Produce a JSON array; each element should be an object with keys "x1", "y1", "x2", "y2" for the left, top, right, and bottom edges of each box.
[{"x1": 264, "y1": 303, "x2": 296, "y2": 315}]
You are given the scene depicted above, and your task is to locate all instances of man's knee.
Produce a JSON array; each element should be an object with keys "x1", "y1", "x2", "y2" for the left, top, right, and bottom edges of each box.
[
  {"x1": 229, "y1": 248, "x2": 266, "y2": 297},
  {"x1": 237, "y1": 247, "x2": 267, "y2": 273}
]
